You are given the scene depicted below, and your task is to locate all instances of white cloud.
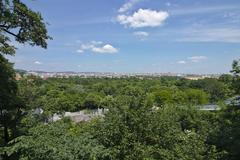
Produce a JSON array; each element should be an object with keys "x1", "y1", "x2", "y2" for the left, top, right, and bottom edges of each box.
[
  {"x1": 118, "y1": 0, "x2": 140, "y2": 13},
  {"x1": 177, "y1": 60, "x2": 186, "y2": 64},
  {"x1": 133, "y1": 31, "x2": 149, "y2": 37},
  {"x1": 80, "y1": 43, "x2": 95, "y2": 50},
  {"x1": 34, "y1": 61, "x2": 42, "y2": 65},
  {"x1": 76, "y1": 41, "x2": 118, "y2": 54},
  {"x1": 117, "y1": 9, "x2": 169, "y2": 28},
  {"x1": 92, "y1": 44, "x2": 118, "y2": 54},
  {"x1": 188, "y1": 56, "x2": 207, "y2": 62},
  {"x1": 90, "y1": 41, "x2": 103, "y2": 45},
  {"x1": 76, "y1": 49, "x2": 84, "y2": 53}
]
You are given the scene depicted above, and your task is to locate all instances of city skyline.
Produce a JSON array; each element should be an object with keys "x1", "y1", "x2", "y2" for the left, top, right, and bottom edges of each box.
[{"x1": 7, "y1": 0, "x2": 240, "y2": 74}]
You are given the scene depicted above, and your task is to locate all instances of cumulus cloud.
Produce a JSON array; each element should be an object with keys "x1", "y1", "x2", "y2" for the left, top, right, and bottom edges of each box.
[
  {"x1": 188, "y1": 56, "x2": 207, "y2": 62},
  {"x1": 118, "y1": 0, "x2": 140, "y2": 13},
  {"x1": 117, "y1": 9, "x2": 169, "y2": 28},
  {"x1": 177, "y1": 60, "x2": 186, "y2": 64},
  {"x1": 76, "y1": 41, "x2": 118, "y2": 54},
  {"x1": 92, "y1": 44, "x2": 118, "y2": 54},
  {"x1": 34, "y1": 61, "x2": 42, "y2": 65}
]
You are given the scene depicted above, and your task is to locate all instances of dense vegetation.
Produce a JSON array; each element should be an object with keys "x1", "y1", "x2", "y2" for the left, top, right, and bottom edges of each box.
[
  {"x1": 1, "y1": 1, "x2": 240, "y2": 159},
  {"x1": 0, "y1": 68, "x2": 240, "y2": 160},
  {"x1": 16, "y1": 75, "x2": 229, "y2": 115}
]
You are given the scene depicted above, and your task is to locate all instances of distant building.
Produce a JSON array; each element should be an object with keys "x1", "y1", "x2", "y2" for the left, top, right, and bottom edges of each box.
[{"x1": 185, "y1": 76, "x2": 204, "y2": 80}]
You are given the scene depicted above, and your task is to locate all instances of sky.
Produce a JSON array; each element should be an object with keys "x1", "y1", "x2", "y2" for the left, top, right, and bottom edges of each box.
[{"x1": 7, "y1": 0, "x2": 240, "y2": 74}]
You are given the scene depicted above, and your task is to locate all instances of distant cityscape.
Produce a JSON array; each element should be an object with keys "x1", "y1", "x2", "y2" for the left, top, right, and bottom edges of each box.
[{"x1": 17, "y1": 70, "x2": 222, "y2": 80}]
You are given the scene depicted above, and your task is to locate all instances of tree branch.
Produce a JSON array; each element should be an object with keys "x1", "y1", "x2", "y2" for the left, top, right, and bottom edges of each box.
[
  {"x1": 0, "y1": 24, "x2": 11, "y2": 30},
  {"x1": 0, "y1": 27, "x2": 24, "y2": 41}
]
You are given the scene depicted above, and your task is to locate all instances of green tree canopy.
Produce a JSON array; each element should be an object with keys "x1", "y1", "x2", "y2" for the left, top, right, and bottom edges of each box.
[
  {"x1": 231, "y1": 59, "x2": 240, "y2": 94},
  {"x1": 0, "y1": 0, "x2": 50, "y2": 159},
  {"x1": 0, "y1": 0, "x2": 51, "y2": 55}
]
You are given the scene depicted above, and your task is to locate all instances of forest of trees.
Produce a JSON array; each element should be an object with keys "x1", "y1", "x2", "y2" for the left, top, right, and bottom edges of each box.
[
  {"x1": 1, "y1": 0, "x2": 240, "y2": 160},
  {"x1": 0, "y1": 63, "x2": 239, "y2": 160}
]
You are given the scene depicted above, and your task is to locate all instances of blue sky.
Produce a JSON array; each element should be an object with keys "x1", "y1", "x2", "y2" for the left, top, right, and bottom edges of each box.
[{"x1": 8, "y1": 0, "x2": 240, "y2": 74}]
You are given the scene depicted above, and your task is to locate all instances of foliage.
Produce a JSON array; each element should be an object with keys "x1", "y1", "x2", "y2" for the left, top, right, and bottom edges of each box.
[
  {"x1": 7, "y1": 105, "x2": 228, "y2": 160},
  {"x1": 0, "y1": 0, "x2": 50, "y2": 159},
  {"x1": 185, "y1": 89, "x2": 209, "y2": 105},
  {"x1": 1, "y1": 4, "x2": 239, "y2": 158},
  {"x1": 0, "y1": 0, "x2": 51, "y2": 55},
  {"x1": 231, "y1": 59, "x2": 240, "y2": 94},
  {"x1": 208, "y1": 106, "x2": 240, "y2": 160},
  {"x1": 1, "y1": 59, "x2": 239, "y2": 160},
  {"x1": 190, "y1": 78, "x2": 230, "y2": 103},
  {"x1": 6, "y1": 120, "x2": 108, "y2": 160},
  {"x1": 93, "y1": 105, "x2": 224, "y2": 159}
]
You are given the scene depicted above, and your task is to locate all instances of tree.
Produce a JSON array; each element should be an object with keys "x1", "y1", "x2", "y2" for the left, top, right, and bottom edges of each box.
[
  {"x1": 153, "y1": 89, "x2": 173, "y2": 106},
  {"x1": 0, "y1": 55, "x2": 19, "y2": 159},
  {"x1": 211, "y1": 105, "x2": 240, "y2": 160},
  {"x1": 219, "y1": 74, "x2": 233, "y2": 85},
  {"x1": 0, "y1": 0, "x2": 50, "y2": 159},
  {"x1": 0, "y1": 62, "x2": 20, "y2": 154},
  {"x1": 231, "y1": 59, "x2": 240, "y2": 94},
  {"x1": 6, "y1": 120, "x2": 108, "y2": 160},
  {"x1": 100, "y1": 95, "x2": 115, "y2": 109},
  {"x1": 83, "y1": 93, "x2": 102, "y2": 109},
  {"x1": 190, "y1": 79, "x2": 229, "y2": 102},
  {"x1": 0, "y1": 0, "x2": 51, "y2": 56},
  {"x1": 93, "y1": 104, "x2": 223, "y2": 159},
  {"x1": 118, "y1": 85, "x2": 145, "y2": 109},
  {"x1": 231, "y1": 59, "x2": 240, "y2": 76},
  {"x1": 185, "y1": 89, "x2": 209, "y2": 105},
  {"x1": 208, "y1": 59, "x2": 240, "y2": 160}
]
